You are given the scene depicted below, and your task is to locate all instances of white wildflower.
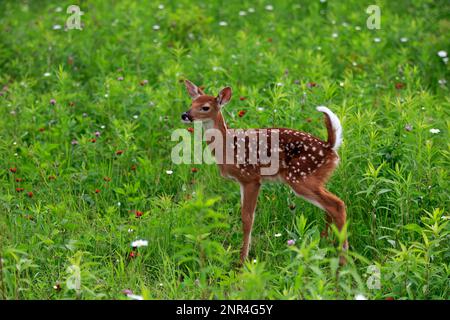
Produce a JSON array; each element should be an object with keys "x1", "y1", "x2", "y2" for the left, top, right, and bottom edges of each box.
[
  {"x1": 374, "y1": 37, "x2": 381, "y2": 43},
  {"x1": 53, "y1": 24, "x2": 62, "y2": 30},
  {"x1": 332, "y1": 32, "x2": 338, "y2": 38},
  {"x1": 274, "y1": 233, "x2": 282, "y2": 237},
  {"x1": 219, "y1": 21, "x2": 228, "y2": 27},
  {"x1": 355, "y1": 294, "x2": 367, "y2": 300},
  {"x1": 248, "y1": 8, "x2": 255, "y2": 13},
  {"x1": 265, "y1": 5, "x2": 274, "y2": 11},
  {"x1": 429, "y1": 128, "x2": 440, "y2": 134},
  {"x1": 127, "y1": 294, "x2": 143, "y2": 300},
  {"x1": 153, "y1": 25, "x2": 160, "y2": 31},
  {"x1": 400, "y1": 37, "x2": 408, "y2": 43},
  {"x1": 158, "y1": 4, "x2": 164, "y2": 9},
  {"x1": 437, "y1": 50, "x2": 447, "y2": 58},
  {"x1": 131, "y1": 239, "x2": 148, "y2": 248},
  {"x1": 239, "y1": 11, "x2": 247, "y2": 16},
  {"x1": 166, "y1": 170, "x2": 173, "y2": 175},
  {"x1": 43, "y1": 72, "x2": 51, "y2": 77}
]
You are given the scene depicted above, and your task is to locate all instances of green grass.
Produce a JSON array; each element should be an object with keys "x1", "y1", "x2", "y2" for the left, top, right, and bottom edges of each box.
[{"x1": 0, "y1": 0, "x2": 449, "y2": 300}]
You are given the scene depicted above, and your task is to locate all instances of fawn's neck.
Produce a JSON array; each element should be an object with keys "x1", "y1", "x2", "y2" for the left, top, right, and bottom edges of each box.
[{"x1": 203, "y1": 112, "x2": 228, "y2": 137}]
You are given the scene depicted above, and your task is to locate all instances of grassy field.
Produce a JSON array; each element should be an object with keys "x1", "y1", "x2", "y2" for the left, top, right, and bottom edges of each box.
[{"x1": 0, "y1": 0, "x2": 449, "y2": 300}]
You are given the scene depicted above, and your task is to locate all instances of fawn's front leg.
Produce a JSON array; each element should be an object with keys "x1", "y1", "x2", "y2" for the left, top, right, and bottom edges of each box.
[{"x1": 239, "y1": 182, "x2": 261, "y2": 264}]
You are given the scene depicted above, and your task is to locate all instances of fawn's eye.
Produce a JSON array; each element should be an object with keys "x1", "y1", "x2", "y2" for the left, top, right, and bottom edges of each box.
[{"x1": 201, "y1": 106, "x2": 210, "y2": 111}]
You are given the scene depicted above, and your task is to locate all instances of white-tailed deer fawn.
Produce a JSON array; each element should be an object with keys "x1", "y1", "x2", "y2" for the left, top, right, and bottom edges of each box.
[{"x1": 181, "y1": 80, "x2": 348, "y2": 265}]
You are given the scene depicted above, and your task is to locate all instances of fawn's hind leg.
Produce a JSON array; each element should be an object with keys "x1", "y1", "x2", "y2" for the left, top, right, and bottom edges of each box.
[{"x1": 286, "y1": 180, "x2": 348, "y2": 264}]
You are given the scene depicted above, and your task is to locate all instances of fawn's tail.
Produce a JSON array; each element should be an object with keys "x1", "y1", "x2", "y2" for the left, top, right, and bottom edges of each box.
[{"x1": 316, "y1": 106, "x2": 343, "y2": 151}]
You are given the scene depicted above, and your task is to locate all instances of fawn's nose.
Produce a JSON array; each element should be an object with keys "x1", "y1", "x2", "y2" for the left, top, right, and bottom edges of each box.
[{"x1": 181, "y1": 112, "x2": 192, "y2": 122}]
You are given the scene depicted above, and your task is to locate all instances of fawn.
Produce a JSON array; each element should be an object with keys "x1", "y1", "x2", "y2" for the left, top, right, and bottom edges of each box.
[{"x1": 181, "y1": 80, "x2": 348, "y2": 265}]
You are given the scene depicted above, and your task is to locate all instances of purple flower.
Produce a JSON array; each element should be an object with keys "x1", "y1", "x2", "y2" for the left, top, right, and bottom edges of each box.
[
  {"x1": 71, "y1": 139, "x2": 78, "y2": 145},
  {"x1": 287, "y1": 239, "x2": 296, "y2": 246},
  {"x1": 117, "y1": 76, "x2": 124, "y2": 81},
  {"x1": 404, "y1": 124, "x2": 413, "y2": 132},
  {"x1": 122, "y1": 289, "x2": 133, "y2": 295},
  {"x1": 95, "y1": 131, "x2": 101, "y2": 137},
  {"x1": 50, "y1": 99, "x2": 56, "y2": 105}
]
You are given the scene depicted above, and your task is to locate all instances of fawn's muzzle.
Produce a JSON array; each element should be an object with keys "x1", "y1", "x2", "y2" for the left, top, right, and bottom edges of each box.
[{"x1": 181, "y1": 112, "x2": 192, "y2": 123}]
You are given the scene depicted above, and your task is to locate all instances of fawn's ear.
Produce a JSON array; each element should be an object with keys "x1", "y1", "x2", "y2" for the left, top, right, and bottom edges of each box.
[
  {"x1": 217, "y1": 87, "x2": 232, "y2": 107},
  {"x1": 184, "y1": 80, "x2": 204, "y2": 99}
]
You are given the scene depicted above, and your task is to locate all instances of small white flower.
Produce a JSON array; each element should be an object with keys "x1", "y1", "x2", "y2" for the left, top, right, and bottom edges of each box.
[
  {"x1": 438, "y1": 79, "x2": 447, "y2": 86},
  {"x1": 153, "y1": 25, "x2": 160, "y2": 31},
  {"x1": 355, "y1": 26, "x2": 361, "y2": 31},
  {"x1": 101, "y1": 125, "x2": 106, "y2": 129},
  {"x1": 166, "y1": 170, "x2": 173, "y2": 175},
  {"x1": 339, "y1": 81, "x2": 345, "y2": 87},
  {"x1": 219, "y1": 21, "x2": 228, "y2": 26},
  {"x1": 355, "y1": 294, "x2": 367, "y2": 300},
  {"x1": 276, "y1": 82, "x2": 283, "y2": 86},
  {"x1": 104, "y1": 94, "x2": 109, "y2": 98},
  {"x1": 43, "y1": 72, "x2": 51, "y2": 77},
  {"x1": 374, "y1": 37, "x2": 381, "y2": 43},
  {"x1": 400, "y1": 37, "x2": 408, "y2": 43},
  {"x1": 128, "y1": 228, "x2": 134, "y2": 233},
  {"x1": 332, "y1": 32, "x2": 338, "y2": 38},
  {"x1": 317, "y1": 46, "x2": 322, "y2": 50},
  {"x1": 274, "y1": 233, "x2": 282, "y2": 237},
  {"x1": 239, "y1": 11, "x2": 247, "y2": 16},
  {"x1": 253, "y1": 259, "x2": 257, "y2": 263},
  {"x1": 158, "y1": 4, "x2": 164, "y2": 9},
  {"x1": 443, "y1": 57, "x2": 449, "y2": 64},
  {"x1": 248, "y1": 8, "x2": 255, "y2": 13},
  {"x1": 133, "y1": 115, "x2": 138, "y2": 119},
  {"x1": 53, "y1": 24, "x2": 62, "y2": 30},
  {"x1": 117, "y1": 202, "x2": 121, "y2": 206},
  {"x1": 429, "y1": 128, "x2": 440, "y2": 134},
  {"x1": 257, "y1": 107, "x2": 265, "y2": 111},
  {"x1": 265, "y1": 5, "x2": 274, "y2": 11},
  {"x1": 320, "y1": 0, "x2": 327, "y2": 2},
  {"x1": 437, "y1": 50, "x2": 447, "y2": 58},
  {"x1": 55, "y1": 7, "x2": 62, "y2": 12},
  {"x1": 127, "y1": 294, "x2": 143, "y2": 300},
  {"x1": 131, "y1": 239, "x2": 148, "y2": 248}
]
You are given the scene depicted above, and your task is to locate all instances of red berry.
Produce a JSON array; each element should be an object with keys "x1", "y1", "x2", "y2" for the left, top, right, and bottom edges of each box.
[
  {"x1": 191, "y1": 167, "x2": 198, "y2": 173},
  {"x1": 135, "y1": 210, "x2": 143, "y2": 218},
  {"x1": 239, "y1": 97, "x2": 247, "y2": 101},
  {"x1": 187, "y1": 127, "x2": 194, "y2": 133},
  {"x1": 16, "y1": 188, "x2": 24, "y2": 192},
  {"x1": 27, "y1": 191, "x2": 33, "y2": 198},
  {"x1": 9, "y1": 167, "x2": 17, "y2": 173},
  {"x1": 95, "y1": 189, "x2": 101, "y2": 193},
  {"x1": 238, "y1": 110, "x2": 246, "y2": 117},
  {"x1": 116, "y1": 150, "x2": 124, "y2": 155}
]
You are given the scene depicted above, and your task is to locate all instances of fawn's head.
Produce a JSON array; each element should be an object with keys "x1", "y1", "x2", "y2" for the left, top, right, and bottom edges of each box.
[{"x1": 181, "y1": 80, "x2": 232, "y2": 123}]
